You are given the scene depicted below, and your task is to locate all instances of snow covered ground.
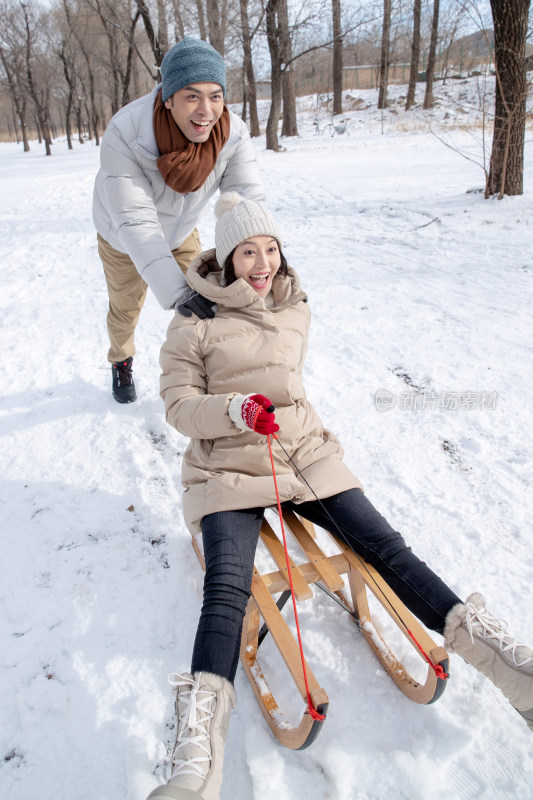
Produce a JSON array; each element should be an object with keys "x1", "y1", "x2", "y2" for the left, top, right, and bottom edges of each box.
[{"x1": 1, "y1": 78, "x2": 532, "y2": 800}]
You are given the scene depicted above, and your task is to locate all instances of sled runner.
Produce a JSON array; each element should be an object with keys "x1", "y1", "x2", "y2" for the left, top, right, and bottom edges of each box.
[{"x1": 192, "y1": 508, "x2": 449, "y2": 751}]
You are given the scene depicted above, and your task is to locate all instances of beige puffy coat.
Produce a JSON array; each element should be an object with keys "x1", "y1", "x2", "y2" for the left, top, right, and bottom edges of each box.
[{"x1": 160, "y1": 250, "x2": 360, "y2": 533}]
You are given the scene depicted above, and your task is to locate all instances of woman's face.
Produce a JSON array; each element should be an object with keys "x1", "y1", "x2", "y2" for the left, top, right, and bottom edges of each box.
[{"x1": 232, "y1": 236, "x2": 281, "y2": 298}]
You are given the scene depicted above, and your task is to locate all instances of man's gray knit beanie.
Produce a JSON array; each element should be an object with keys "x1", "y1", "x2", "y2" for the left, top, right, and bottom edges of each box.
[
  {"x1": 160, "y1": 37, "x2": 226, "y2": 102},
  {"x1": 215, "y1": 192, "x2": 283, "y2": 267}
]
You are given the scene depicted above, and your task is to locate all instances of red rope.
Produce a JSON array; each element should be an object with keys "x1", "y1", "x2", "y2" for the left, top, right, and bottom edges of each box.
[
  {"x1": 267, "y1": 434, "x2": 325, "y2": 721},
  {"x1": 270, "y1": 435, "x2": 450, "y2": 685},
  {"x1": 407, "y1": 630, "x2": 449, "y2": 679}
]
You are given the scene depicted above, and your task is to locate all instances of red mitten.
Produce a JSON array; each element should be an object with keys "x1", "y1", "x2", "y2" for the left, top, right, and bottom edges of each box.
[{"x1": 241, "y1": 394, "x2": 279, "y2": 435}]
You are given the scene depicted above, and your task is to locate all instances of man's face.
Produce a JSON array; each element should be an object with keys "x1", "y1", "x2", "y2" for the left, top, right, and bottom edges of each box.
[{"x1": 164, "y1": 82, "x2": 224, "y2": 143}]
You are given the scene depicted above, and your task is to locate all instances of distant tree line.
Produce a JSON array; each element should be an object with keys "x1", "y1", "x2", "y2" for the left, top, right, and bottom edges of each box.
[{"x1": 0, "y1": 0, "x2": 531, "y2": 194}]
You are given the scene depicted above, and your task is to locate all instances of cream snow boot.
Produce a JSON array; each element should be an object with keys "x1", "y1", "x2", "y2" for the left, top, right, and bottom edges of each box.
[
  {"x1": 444, "y1": 593, "x2": 533, "y2": 732},
  {"x1": 147, "y1": 671, "x2": 236, "y2": 800}
]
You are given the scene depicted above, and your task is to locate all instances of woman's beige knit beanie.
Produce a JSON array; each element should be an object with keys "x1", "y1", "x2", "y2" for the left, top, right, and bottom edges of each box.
[{"x1": 215, "y1": 192, "x2": 283, "y2": 267}]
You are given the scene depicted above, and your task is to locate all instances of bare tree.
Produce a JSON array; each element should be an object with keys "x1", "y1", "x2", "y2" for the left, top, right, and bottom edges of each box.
[
  {"x1": 332, "y1": 0, "x2": 342, "y2": 114},
  {"x1": 0, "y1": 48, "x2": 30, "y2": 150},
  {"x1": 265, "y1": 0, "x2": 283, "y2": 150},
  {"x1": 21, "y1": 1, "x2": 53, "y2": 154},
  {"x1": 206, "y1": 0, "x2": 226, "y2": 55},
  {"x1": 239, "y1": 0, "x2": 260, "y2": 136},
  {"x1": 121, "y1": 6, "x2": 142, "y2": 106},
  {"x1": 263, "y1": 0, "x2": 376, "y2": 148},
  {"x1": 156, "y1": 0, "x2": 169, "y2": 54},
  {"x1": 487, "y1": 0, "x2": 531, "y2": 196},
  {"x1": 58, "y1": 38, "x2": 76, "y2": 148},
  {"x1": 264, "y1": 0, "x2": 304, "y2": 146},
  {"x1": 279, "y1": 0, "x2": 297, "y2": 137},
  {"x1": 405, "y1": 0, "x2": 421, "y2": 109},
  {"x1": 135, "y1": 0, "x2": 165, "y2": 66},
  {"x1": 85, "y1": 0, "x2": 154, "y2": 106},
  {"x1": 62, "y1": 0, "x2": 104, "y2": 144},
  {"x1": 423, "y1": 0, "x2": 439, "y2": 108},
  {"x1": 91, "y1": 0, "x2": 127, "y2": 115},
  {"x1": 378, "y1": 0, "x2": 391, "y2": 109},
  {"x1": 195, "y1": 0, "x2": 208, "y2": 40},
  {"x1": 439, "y1": 5, "x2": 466, "y2": 82},
  {"x1": 0, "y1": 1, "x2": 31, "y2": 150},
  {"x1": 171, "y1": 0, "x2": 185, "y2": 41}
]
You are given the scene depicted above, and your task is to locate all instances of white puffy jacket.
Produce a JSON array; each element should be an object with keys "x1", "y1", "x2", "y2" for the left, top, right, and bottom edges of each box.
[{"x1": 92, "y1": 87, "x2": 265, "y2": 309}]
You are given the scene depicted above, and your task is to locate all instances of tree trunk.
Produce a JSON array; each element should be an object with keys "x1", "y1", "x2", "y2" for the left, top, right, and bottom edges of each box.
[
  {"x1": 58, "y1": 44, "x2": 74, "y2": 150},
  {"x1": 279, "y1": 0, "x2": 297, "y2": 137},
  {"x1": 438, "y1": 4, "x2": 465, "y2": 85},
  {"x1": 10, "y1": 106, "x2": 18, "y2": 143},
  {"x1": 332, "y1": 0, "x2": 343, "y2": 114},
  {"x1": 196, "y1": 0, "x2": 208, "y2": 40},
  {"x1": 0, "y1": 48, "x2": 30, "y2": 152},
  {"x1": 207, "y1": 0, "x2": 225, "y2": 56},
  {"x1": 378, "y1": 0, "x2": 391, "y2": 109},
  {"x1": 122, "y1": 11, "x2": 141, "y2": 107},
  {"x1": 241, "y1": 67, "x2": 248, "y2": 122},
  {"x1": 64, "y1": 105, "x2": 73, "y2": 149},
  {"x1": 62, "y1": 0, "x2": 102, "y2": 140},
  {"x1": 76, "y1": 104, "x2": 84, "y2": 143},
  {"x1": 239, "y1": 0, "x2": 260, "y2": 136},
  {"x1": 171, "y1": 0, "x2": 185, "y2": 41},
  {"x1": 93, "y1": 0, "x2": 122, "y2": 115},
  {"x1": 281, "y1": 69, "x2": 297, "y2": 136},
  {"x1": 406, "y1": 0, "x2": 421, "y2": 109},
  {"x1": 136, "y1": 0, "x2": 164, "y2": 67},
  {"x1": 20, "y1": 98, "x2": 29, "y2": 151},
  {"x1": 21, "y1": 4, "x2": 52, "y2": 155},
  {"x1": 84, "y1": 54, "x2": 100, "y2": 145},
  {"x1": 486, "y1": 0, "x2": 530, "y2": 197},
  {"x1": 266, "y1": 0, "x2": 283, "y2": 151},
  {"x1": 423, "y1": 0, "x2": 440, "y2": 109},
  {"x1": 157, "y1": 0, "x2": 169, "y2": 55}
]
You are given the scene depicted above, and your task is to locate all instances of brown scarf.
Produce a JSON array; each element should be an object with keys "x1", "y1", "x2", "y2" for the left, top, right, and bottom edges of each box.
[{"x1": 153, "y1": 90, "x2": 230, "y2": 194}]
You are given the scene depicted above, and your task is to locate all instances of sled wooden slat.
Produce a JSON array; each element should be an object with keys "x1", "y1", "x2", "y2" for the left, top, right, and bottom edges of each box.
[
  {"x1": 281, "y1": 509, "x2": 345, "y2": 592},
  {"x1": 259, "y1": 519, "x2": 313, "y2": 600},
  {"x1": 338, "y1": 542, "x2": 449, "y2": 705},
  {"x1": 298, "y1": 514, "x2": 317, "y2": 539},
  {"x1": 191, "y1": 535, "x2": 205, "y2": 571},
  {"x1": 258, "y1": 554, "x2": 349, "y2": 595},
  {"x1": 240, "y1": 588, "x2": 329, "y2": 750},
  {"x1": 191, "y1": 510, "x2": 449, "y2": 751},
  {"x1": 249, "y1": 568, "x2": 323, "y2": 699}
]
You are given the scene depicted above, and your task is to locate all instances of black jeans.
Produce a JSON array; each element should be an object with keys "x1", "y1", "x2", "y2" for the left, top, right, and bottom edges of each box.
[{"x1": 191, "y1": 489, "x2": 461, "y2": 683}]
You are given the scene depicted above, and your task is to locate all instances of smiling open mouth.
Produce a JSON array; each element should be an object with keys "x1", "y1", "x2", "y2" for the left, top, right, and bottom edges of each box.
[{"x1": 249, "y1": 273, "x2": 269, "y2": 287}]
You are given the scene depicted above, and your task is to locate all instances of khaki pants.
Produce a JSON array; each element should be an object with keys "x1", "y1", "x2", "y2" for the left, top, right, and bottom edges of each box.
[{"x1": 98, "y1": 230, "x2": 201, "y2": 363}]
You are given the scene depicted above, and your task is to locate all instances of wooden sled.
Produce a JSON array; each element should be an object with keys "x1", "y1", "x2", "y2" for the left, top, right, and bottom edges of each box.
[{"x1": 192, "y1": 509, "x2": 449, "y2": 751}]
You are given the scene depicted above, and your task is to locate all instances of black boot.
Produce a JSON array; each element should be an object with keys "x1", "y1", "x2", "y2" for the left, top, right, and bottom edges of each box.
[{"x1": 111, "y1": 357, "x2": 137, "y2": 404}]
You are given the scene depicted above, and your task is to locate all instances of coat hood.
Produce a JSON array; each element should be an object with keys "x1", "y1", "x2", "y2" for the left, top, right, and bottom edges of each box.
[{"x1": 185, "y1": 248, "x2": 307, "y2": 310}]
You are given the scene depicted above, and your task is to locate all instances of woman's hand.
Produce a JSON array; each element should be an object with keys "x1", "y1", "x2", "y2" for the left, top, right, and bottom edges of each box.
[{"x1": 229, "y1": 394, "x2": 279, "y2": 435}]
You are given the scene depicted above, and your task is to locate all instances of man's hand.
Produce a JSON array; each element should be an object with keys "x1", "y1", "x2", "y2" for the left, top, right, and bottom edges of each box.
[{"x1": 176, "y1": 289, "x2": 217, "y2": 319}]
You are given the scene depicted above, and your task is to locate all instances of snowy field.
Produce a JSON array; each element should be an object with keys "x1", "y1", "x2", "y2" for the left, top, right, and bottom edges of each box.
[{"x1": 1, "y1": 78, "x2": 533, "y2": 799}]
